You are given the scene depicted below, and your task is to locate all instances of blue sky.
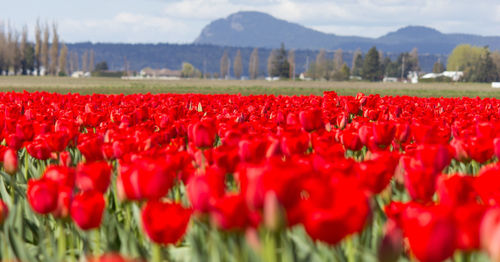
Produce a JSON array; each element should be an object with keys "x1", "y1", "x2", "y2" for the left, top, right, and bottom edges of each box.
[{"x1": 1, "y1": 0, "x2": 499, "y2": 43}]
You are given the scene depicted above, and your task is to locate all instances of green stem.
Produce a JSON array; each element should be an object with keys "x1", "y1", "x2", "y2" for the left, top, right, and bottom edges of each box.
[
  {"x1": 151, "y1": 243, "x2": 162, "y2": 262},
  {"x1": 57, "y1": 222, "x2": 66, "y2": 261},
  {"x1": 94, "y1": 229, "x2": 101, "y2": 256}
]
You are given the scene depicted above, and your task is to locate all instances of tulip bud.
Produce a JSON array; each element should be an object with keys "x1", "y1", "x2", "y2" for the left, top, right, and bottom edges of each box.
[
  {"x1": 378, "y1": 219, "x2": 403, "y2": 262},
  {"x1": 0, "y1": 199, "x2": 8, "y2": 225},
  {"x1": 264, "y1": 192, "x2": 284, "y2": 231},
  {"x1": 481, "y1": 207, "x2": 500, "y2": 261},
  {"x1": 3, "y1": 148, "x2": 18, "y2": 175},
  {"x1": 59, "y1": 151, "x2": 72, "y2": 167}
]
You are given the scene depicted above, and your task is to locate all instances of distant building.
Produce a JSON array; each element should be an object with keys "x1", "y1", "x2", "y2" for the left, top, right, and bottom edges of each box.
[
  {"x1": 140, "y1": 67, "x2": 181, "y2": 79},
  {"x1": 421, "y1": 71, "x2": 463, "y2": 81},
  {"x1": 383, "y1": 77, "x2": 398, "y2": 83}
]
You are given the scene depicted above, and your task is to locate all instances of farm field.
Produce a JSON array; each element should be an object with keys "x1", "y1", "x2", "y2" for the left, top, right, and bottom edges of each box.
[
  {"x1": 1, "y1": 88, "x2": 500, "y2": 262},
  {"x1": 0, "y1": 76, "x2": 497, "y2": 97}
]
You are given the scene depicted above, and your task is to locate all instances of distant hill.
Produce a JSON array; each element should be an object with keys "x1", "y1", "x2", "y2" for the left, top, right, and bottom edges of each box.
[
  {"x1": 67, "y1": 42, "x2": 445, "y2": 75},
  {"x1": 194, "y1": 11, "x2": 500, "y2": 54}
]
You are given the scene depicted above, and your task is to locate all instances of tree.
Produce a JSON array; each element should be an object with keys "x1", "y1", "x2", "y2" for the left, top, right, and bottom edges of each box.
[
  {"x1": 249, "y1": 48, "x2": 259, "y2": 79},
  {"x1": 447, "y1": 44, "x2": 484, "y2": 71},
  {"x1": 220, "y1": 50, "x2": 229, "y2": 79},
  {"x1": 0, "y1": 27, "x2": 6, "y2": 74},
  {"x1": 409, "y1": 48, "x2": 420, "y2": 71},
  {"x1": 34, "y1": 20, "x2": 42, "y2": 75},
  {"x1": 41, "y1": 24, "x2": 49, "y2": 74},
  {"x1": 12, "y1": 30, "x2": 22, "y2": 74},
  {"x1": 94, "y1": 61, "x2": 108, "y2": 71},
  {"x1": 49, "y1": 23, "x2": 59, "y2": 75},
  {"x1": 362, "y1": 46, "x2": 383, "y2": 81},
  {"x1": 267, "y1": 49, "x2": 277, "y2": 77},
  {"x1": 58, "y1": 43, "x2": 68, "y2": 76},
  {"x1": 432, "y1": 59, "x2": 445, "y2": 73},
  {"x1": 272, "y1": 43, "x2": 290, "y2": 78},
  {"x1": 20, "y1": 26, "x2": 34, "y2": 75},
  {"x1": 384, "y1": 57, "x2": 399, "y2": 77},
  {"x1": 351, "y1": 49, "x2": 363, "y2": 77},
  {"x1": 492, "y1": 51, "x2": 500, "y2": 80},
  {"x1": 233, "y1": 49, "x2": 242, "y2": 79},
  {"x1": 181, "y1": 62, "x2": 196, "y2": 78},
  {"x1": 81, "y1": 50, "x2": 88, "y2": 73},
  {"x1": 89, "y1": 49, "x2": 95, "y2": 72},
  {"x1": 315, "y1": 49, "x2": 327, "y2": 80},
  {"x1": 465, "y1": 48, "x2": 499, "y2": 82},
  {"x1": 332, "y1": 63, "x2": 350, "y2": 81},
  {"x1": 333, "y1": 49, "x2": 344, "y2": 71},
  {"x1": 288, "y1": 49, "x2": 295, "y2": 80}
]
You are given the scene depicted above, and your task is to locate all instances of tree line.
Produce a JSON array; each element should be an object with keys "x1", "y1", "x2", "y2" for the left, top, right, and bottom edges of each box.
[
  {"x1": 212, "y1": 43, "x2": 499, "y2": 82},
  {"x1": 0, "y1": 22, "x2": 98, "y2": 76}
]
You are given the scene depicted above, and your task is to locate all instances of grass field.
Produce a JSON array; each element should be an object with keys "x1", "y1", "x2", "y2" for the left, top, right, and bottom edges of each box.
[{"x1": 0, "y1": 76, "x2": 498, "y2": 97}]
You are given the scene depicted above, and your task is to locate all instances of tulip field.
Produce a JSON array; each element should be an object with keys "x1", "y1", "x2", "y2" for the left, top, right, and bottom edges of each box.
[{"x1": 2, "y1": 90, "x2": 500, "y2": 262}]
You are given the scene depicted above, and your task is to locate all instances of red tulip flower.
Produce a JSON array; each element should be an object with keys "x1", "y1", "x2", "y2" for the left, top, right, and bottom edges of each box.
[
  {"x1": 3, "y1": 148, "x2": 18, "y2": 175},
  {"x1": 70, "y1": 190, "x2": 105, "y2": 230},
  {"x1": 0, "y1": 199, "x2": 8, "y2": 225},
  {"x1": 27, "y1": 178, "x2": 59, "y2": 214},
  {"x1": 76, "y1": 161, "x2": 112, "y2": 193},
  {"x1": 141, "y1": 200, "x2": 191, "y2": 245}
]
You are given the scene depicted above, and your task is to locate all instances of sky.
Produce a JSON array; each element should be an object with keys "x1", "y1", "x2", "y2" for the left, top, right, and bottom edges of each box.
[{"x1": 1, "y1": 0, "x2": 499, "y2": 43}]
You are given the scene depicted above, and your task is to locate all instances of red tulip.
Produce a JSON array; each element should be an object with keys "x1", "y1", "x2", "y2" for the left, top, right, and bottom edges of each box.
[
  {"x1": 141, "y1": 200, "x2": 191, "y2": 245},
  {"x1": 403, "y1": 157, "x2": 439, "y2": 203},
  {"x1": 27, "y1": 178, "x2": 59, "y2": 214},
  {"x1": 372, "y1": 121, "x2": 395, "y2": 148},
  {"x1": 190, "y1": 119, "x2": 216, "y2": 148},
  {"x1": 481, "y1": 207, "x2": 500, "y2": 261},
  {"x1": 43, "y1": 165, "x2": 76, "y2": 189},
  {"x1": 402, "y1": 204, "x2": 456, "y2": 262},
  {"x1": 474, "y1": 164, "x2": 500, "y2": 205},
  {"x1": 76, "y1": 161, "x2": 112, "y2": 193},
  {"x1": 52, "y1": 186, "x2": 73, "y2": 219},
  {"x1": 3, "y1": 148, "x2": 18, "y2": 175},
  {"x1": 186, "y1": 167, "x2": 225, "y2": 213},
  {"x1": 436, "y1": 174, "x2": 477, "y2": 207},
  {"x1": 27, "y1": 140, "x2": 52, "y2": 160},
  {"x1": 0, "y1": 199, "x2": 8, "y2": 225},
  {"x1": 70, "y1": 190, "x2": 105, "y2": 230},
  {"x1": 454, "y1": 203, "x2": 486, "y2": 250},
  {"x1": 117, "y1": 158, "x2": 174, "y2": 201},
  {"x1": 299, "y1": 109, "x2": 323, "y2": 132},
  {"x1": 210, "y1": 194, "x2": 261, "y2": 231}
]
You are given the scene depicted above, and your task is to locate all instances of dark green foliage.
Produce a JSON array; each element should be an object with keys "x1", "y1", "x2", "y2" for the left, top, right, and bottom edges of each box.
[
  {"x1": 94, "y1": 61, "x2": 109, "y2": 72},
  {"x1": 362, "y1": 47, "x2": 383, "y2": 81}
]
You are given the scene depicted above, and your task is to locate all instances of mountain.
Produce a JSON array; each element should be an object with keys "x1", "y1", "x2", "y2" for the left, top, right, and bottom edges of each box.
[{"x1": 194, "y1": 11, "x2": 500, "y2": 54}]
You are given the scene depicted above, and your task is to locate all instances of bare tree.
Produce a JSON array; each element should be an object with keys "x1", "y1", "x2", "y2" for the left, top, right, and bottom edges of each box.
[
  {"x1": 233, "y1": 49, "x2": 242, "y2": 79},
  {"x1": 220, "y1": 50, "x2": 229, "y2": 79},
  {"x1": 41, "y1": 23, "x2": 49, "y2": 75},
  {"x1": 89, "y1": 49, "x2": 95, "y2": 72},
  {"x1": 0, "y1": 25, "x2": 5, "y2": 74},
  {"x1": 20, "y1": 26, "x2": 28, "y2": 75},
  {"x1": 34, "y1": 20, "x2": 42, "y2": 75},
  {"x1": 249, "y1": 48, "x2": 259, "y2": 79},
  {"x1": 315, "y1": 49, "x2": 327, "y2": 79},
  {"x1": 288, "y1": 49, "x2": 295, "y2": 80},
  {"x1": 58, "y1": 43, "x2": 68, "y2": 76},
  {"x1": 49, "y1": 23, "x2": 59, "y2": 75},
  {"x1": 12, "y1": 30, "x2": 21, "y2": 74},
  {"x1": 333, "y1": 49, "x2": 344, "y2": 71},
  {"x1": 267, "y1": 49, "x2": 277, "y2": 77},
  {"x1": 409, "y1": 47, "x2": 420, "y2": 71},
  {"x1": 69, "y1": 51, "x2": 79, "y2": 74},
  {"x1": 81, "y1": 50, "x2": 88, "y2": 73}
]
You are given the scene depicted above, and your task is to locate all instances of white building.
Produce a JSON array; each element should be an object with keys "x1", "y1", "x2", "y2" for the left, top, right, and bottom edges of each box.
[{"x1": 421, "y1": 71, "x2": 463, "y2": 81}]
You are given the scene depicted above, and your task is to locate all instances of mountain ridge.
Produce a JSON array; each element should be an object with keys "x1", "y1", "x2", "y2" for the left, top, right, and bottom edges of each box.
[{"x1": 194, "y1": 11, "x2": 500, "y2": 54}]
